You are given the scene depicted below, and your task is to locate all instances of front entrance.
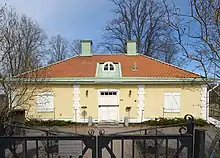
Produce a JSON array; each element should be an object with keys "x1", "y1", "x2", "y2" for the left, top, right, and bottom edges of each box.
[
  {"x1": 98, "y1": 90, "x2": 119, "y2": 122},
  {"x1": 99, "y1": 106, "x2": 118, "y2": 121}
]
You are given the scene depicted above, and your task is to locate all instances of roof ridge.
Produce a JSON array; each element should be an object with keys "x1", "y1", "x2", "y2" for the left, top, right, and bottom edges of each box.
[
  {"x1": 139, "y1": 54, "x2": 201, "y2": 77},
  {"x1": 15, "y1": 55, "x2": 79, "y2": 77}
]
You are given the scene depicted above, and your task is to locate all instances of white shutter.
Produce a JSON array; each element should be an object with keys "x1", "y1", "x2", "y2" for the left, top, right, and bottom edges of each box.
[
  {"x1": 37, "y1": 95, "x2": 46, "y2": 112},
  {"x1": 164, "y1": 93, "x2": 173, "y2": 112},
  {"x1": 172, "y1": 93, "x2": 180, "y2": 112},
  {"x1": 45, "y1": 95, "x2": 54, "y2": 112},
  {"x1": 37, "y1": 92, "x2": 54, "y2": 112}
]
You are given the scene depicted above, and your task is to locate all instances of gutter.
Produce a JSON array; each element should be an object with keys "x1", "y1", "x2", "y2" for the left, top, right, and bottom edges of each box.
[{"x1": 7, "y1": 77, "x2": 206, "y2": 85}]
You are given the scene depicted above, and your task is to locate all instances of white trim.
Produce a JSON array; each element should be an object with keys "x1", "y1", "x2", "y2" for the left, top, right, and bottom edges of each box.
[
  {"x1": 201, "y1": 84, "x2": 208, "y2": 120},
  {"x1": 73, "y1": 85, "x2": 80, "y2": 122},
  {"x1": 118, "y1": 63, "x2": 122, "y2": 77},
  {"x1": 16, "y1": 77, "x2": 205, "y2": 84},
  {"x1": 95, "y1": 63, "x2": 100, "y2": 77},
  {"x1": 137, "y1": 85, "x2": 145, "y2": 122}
]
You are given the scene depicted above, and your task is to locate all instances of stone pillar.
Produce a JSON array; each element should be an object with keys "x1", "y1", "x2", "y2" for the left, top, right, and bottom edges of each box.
[{"x1": 88, "y1": 116, "x2": 93, "y2": 127}]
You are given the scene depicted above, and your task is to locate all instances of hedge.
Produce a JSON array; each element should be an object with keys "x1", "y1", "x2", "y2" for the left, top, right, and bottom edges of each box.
[
  {"x1": 23, "y1": 117, "x2": 209, "y2": 127},
  {"x1": 24, "y1": 119, "x2": 77, "y2": 127},
  {"x1": 142, "y1": 117, "x2": 209, "y2": 127}
]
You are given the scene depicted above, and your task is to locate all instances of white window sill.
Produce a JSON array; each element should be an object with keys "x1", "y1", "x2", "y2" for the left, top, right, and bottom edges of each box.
[{"x1": 37, "y1": 110, "x2": 54, "y2": 113}]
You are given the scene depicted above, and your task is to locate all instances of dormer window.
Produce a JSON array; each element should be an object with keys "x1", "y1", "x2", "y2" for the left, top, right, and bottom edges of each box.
[{"x1": 102, "y1": 62, "x2": 115, "y2": 71}]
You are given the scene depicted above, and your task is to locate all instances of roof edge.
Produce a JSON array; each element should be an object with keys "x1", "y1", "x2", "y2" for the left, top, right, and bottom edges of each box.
[
  {"x1": 15, "y1": 55, "x2": 79, "y2": 78},
  {"x1": 10, "y1": 77, "x2": 206, "y2": 83}
]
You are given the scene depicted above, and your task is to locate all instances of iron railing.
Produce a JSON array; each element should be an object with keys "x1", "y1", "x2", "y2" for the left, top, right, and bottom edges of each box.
[{"x1": 0, "y1": 114, "x2": 206, "y2": 158}]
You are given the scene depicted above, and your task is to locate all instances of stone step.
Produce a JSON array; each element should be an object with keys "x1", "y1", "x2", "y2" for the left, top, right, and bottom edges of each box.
[{"x1": 94, "y1": 122, "x2": 124, "y2": 128}]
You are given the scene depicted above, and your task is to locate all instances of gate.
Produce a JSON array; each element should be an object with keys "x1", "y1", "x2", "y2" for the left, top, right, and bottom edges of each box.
[
  {"x1": 97, "y1": 114, "x2": 195, "y2": 158},
  {"x1": 0, "y1": 114, "x2": 205, "y2": 158}
]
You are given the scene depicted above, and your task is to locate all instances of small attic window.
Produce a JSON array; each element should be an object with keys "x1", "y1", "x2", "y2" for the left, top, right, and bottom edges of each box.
[{"x1": 102, "y1": 62, "x2": 115, "y2": 71}]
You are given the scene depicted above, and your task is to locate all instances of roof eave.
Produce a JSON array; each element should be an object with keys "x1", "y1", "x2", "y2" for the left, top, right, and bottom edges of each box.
[{"x1": 11, "y1": 77, "x2": 206, "y2": 85}]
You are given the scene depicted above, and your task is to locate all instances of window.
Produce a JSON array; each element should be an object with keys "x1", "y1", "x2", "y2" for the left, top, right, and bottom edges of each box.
[
  {"x1": 164, "y1": 93, "x2": 180, "y2": 112},
  {"x1": 100, "y1": 91, "x2": 117, "y2": 95},
  {"x1": 110, "y1": 64, "x2": 114, "y2": 70},
  {"x1": 102, "y1": 62, "x2": 115, "y2": 71},
  {"x1": 37, "y1": 92, "x2": 54, "y2": 112},
  {"x1": 104, "y1": 64, "x2": 108, "y2": 70}
]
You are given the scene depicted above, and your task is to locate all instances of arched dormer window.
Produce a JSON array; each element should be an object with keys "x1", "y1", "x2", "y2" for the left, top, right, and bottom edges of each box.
[{"x1": 102, "y1": 62, "x2": 115, "y2": 71}]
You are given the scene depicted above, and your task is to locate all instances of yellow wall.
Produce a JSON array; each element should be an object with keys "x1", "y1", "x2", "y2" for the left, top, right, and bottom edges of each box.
[
  {"x1": 144, "y1": 85, "x2": 202, "y2": 119},
  {"x1": 26, "y1": 85, "x2": 74, "y2": 120},
  {"x1": 26, "y1": 83, "x2": 203, "y2": 121}
]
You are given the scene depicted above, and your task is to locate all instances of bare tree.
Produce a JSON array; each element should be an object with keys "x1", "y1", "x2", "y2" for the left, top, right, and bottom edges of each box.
[
  {"x1": 70, "y1": 39, "x2": 100, "y2": 56},
  {"x1": 101, "y1": 0, "x2": 178, "y2": 63},
  {"x1": 163, "y1": 0, "x2": 219, "y2": 81},
  {"x1": 47, "y1": 34, "x2": 69, "y2": 63},
  {"x1": 0, "y1": 6, "x2": 47, "y2": 123},
  {"x1": 70, "y1": 40, "x2": 81, "y2": 56},
  {"x1": 163, "y1": 1, "x2": 220, "y2": 143}
]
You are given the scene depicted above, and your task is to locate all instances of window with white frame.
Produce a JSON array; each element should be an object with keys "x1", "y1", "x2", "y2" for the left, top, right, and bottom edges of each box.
[
  {"x1": 102, "y1": 62, "x2": 115, "y2": 71},
  {"x1": 164, "y1": 92, "x2": 180, "y2": 112},
  {"x1": 37, "y1": 92, "x2": 54, "y2": 112}
]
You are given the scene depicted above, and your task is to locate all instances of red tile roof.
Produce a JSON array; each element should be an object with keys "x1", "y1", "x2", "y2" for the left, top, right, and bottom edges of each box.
[{"x1": 21, "y1": 54, "x2": 200, "y2": 78}]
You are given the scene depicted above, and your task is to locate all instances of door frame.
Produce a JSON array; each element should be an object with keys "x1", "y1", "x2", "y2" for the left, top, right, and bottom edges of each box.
[{"x1": 98, "y1": 89, "x2": 119, "y2": 122}]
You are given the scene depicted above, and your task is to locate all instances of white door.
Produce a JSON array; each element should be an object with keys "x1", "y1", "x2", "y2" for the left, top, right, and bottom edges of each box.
[
  {"x1": 99, "y1": 106, "x2": 118, "y2": 121},
  {"x1": 99, "y1": 107, "x2": 109, "y2": 121},
  {"x1": 98, "y1": 90, "x2": 119, "y2": 121},
  {"x1": 108, "y1": 106, "x2": 118, "y2": 121}
]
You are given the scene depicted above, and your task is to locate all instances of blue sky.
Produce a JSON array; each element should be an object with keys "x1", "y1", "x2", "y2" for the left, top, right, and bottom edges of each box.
[
  {"x1": 0, "y1": 0, "x2": 188, "y2": 45},
  {"x1": 0, "y1": 0, "x2": 207, "y2": 75},
  {"x1": 1, "y1": 0, "x2": 115, "y2": 43}
]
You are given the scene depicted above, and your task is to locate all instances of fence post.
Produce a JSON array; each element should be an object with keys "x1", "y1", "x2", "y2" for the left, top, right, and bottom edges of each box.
[
  {"x1": 0, "y1": 124, "x2": 5, "y2": 157},
  {"x1": 92, "y1": 136, "x2": 97, "y2": 158},
  {"x1": 194, "y1": 129, "x2": 206, "y2": 158},
  {"x1": 98, "y1": 136, "x2": 102, "y2": 158}
]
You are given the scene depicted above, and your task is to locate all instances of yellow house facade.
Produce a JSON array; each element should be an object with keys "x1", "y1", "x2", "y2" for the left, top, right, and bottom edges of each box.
[{"x1": 20, "y1": 40, "x2": 208, "y2": 123}]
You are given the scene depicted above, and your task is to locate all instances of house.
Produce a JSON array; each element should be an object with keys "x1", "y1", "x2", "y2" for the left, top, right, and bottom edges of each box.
[{"x1": 19, "y1": 40, "x2": 208, "y2": 123}]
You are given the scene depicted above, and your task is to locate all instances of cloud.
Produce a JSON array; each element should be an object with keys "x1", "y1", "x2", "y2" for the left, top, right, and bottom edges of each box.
[{"x1": 0, "y1": 0, "x2": 114, "y2": 42}]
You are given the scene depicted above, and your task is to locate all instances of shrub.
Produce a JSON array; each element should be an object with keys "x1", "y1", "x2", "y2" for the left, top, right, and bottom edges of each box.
[
  {"x1": 23, "y1": 117, "x2": 209, "y2": 127},
  {"x1": 142, "y1": 117, "x2": 208, "y2": 127},
  {"x1": 24, "y1": 119, "x2": 76, "y2": 127}
]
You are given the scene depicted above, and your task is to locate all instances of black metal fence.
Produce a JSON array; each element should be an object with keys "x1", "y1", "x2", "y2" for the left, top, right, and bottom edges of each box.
[{"x1": 0, "y1": 114, "x2": 206, "y2": 158}]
